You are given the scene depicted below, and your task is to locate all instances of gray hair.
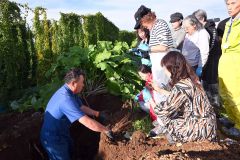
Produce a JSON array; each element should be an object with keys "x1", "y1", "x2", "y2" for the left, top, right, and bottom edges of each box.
[
  {"x1": 183, "y1": 15, "x2": 203, "y2": 30},
  {"x1": 64, "y1": 68, "x2": 85, "y2": 84},
  {"x1": 193, "y1": 9, "x2": 207, "y2": 22}
]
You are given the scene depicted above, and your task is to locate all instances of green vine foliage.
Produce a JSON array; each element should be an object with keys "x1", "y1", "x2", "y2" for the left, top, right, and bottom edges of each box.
[
  {"x1": 33, "y1": 7, "x2": 54, "y2": 84},
  {"x1": 118, "y1": 30, "x2": 136, "y2": 47},
  {"x1": 43, "y1": 11, "x2": 52, "y2": 58},
  {"x1": 33, "y1": 7, "x2": 45, "y2": 84},
  {"x1": 95, "y1": 12, "x2": 119, "y2": 42},
  {"x1": 26, "y1": 25, "x2": 37, "y2": 84},
  {"x1": 83, "y1": 13, "x2": 120, "y2": 47},
  {"x1": 82, "y1": 14, "x2": 97, "y2": 47},
  {"x1": 33, "y1": 7, "x2": 44, "y2": 60},
  {"x1": 58, "y1": 12, "x2": 84, "y2": 52},
  {"x1": 50, "y1": 20, "x2": 60, "y2": 55},
  {"x1": 0, "y1": 0, "x2": 31, "y2": 106}
]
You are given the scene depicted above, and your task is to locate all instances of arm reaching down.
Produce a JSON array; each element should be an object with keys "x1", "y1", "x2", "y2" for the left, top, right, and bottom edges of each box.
[
  {"x1": 151, "y1": 82, "x2": 170, "y2": 96},
  {"x1": 78, "y1": 115, "x2": 108, "y2": 133},
  {"x1": 79, "y1": 115, "x2": 115, "y2": 141},
  {"x1": 80, "y1": 105, "x2": 99, "y2": 117}
]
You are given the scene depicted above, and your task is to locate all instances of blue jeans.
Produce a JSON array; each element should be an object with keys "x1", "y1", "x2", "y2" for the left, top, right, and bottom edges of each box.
[{"x1": 40, "y1": 132, "x2": 73, "y2": 160}]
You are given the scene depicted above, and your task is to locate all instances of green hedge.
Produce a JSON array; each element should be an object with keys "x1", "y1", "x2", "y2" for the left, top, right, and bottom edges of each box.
[
  {"x1": 118, "y1": 30, "x2": 136, "y2": 46},
  {"x1": 0, "y1": 0, "x2": 31, "y2": 105},
  {"x1": 83, "y1": 12, "x2": 119, "y2": 47}
]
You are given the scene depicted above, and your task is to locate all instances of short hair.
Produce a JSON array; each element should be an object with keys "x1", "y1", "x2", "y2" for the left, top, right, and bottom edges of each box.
[
  {"x1": 136, "y1": 27, "x2": 150, "y2": 44},
  {"x1": 183, "y1": 15, "x2": 203, "y2": 31},
  {"x1": 64, "y1": 68, "x2": 85, "y2": 84},
  {"x1": 140, "y1": 12, "x2": 156, "y2": 25},
  {"x1": 193, "y1": 9, "x2": 207, "y2": 22}
]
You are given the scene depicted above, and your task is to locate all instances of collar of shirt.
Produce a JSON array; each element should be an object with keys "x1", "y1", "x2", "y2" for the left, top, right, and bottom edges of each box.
[
  {"x1": 232, "y1": 12, "x2": 240, "y2": 21},
  {"x1": 63, "y1": 84, "x2": 74, "y2": 96}
]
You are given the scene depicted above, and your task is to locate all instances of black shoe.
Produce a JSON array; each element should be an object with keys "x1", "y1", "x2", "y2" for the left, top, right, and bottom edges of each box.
[
  {"x1": 148, "y1": 125, "x2": 166, "y2": 138},
  {"x1": 218, "y1": 117, "x2": 235, "y2": 128},
  {"x1": 221, "y1": 126, "x2": 240, "y2": 139},
  {"x1": 148, "y1": 130, "x2": 158, "y2": 138}
]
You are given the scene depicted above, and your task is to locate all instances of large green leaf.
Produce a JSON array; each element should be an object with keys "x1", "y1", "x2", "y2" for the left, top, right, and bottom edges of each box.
[
  {"x1": 97, "y1": 62, "x2": 109, "y2": 71},
  {"x1": 106, "y1": 61, "x2": 118, "y2": 68},
  {"x1": 106, "y1": 79, "x2": 121, "y2": 95},
  {"x1": 94, "y1": 49, "x2": 111, "y2": 63},
  {"x1": 120, "y1": 58, "x2": 132, "y2": 64}
]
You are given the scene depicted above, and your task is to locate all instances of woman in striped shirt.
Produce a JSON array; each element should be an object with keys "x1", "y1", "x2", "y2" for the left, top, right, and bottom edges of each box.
[{"x1": 138, "y1": 10, "x2": 174, "y2": 105}]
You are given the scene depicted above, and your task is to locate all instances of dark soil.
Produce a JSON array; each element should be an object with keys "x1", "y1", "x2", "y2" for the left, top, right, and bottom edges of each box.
[{"x1": 0, "y1": 94, "x2": 240, "y2": 160}]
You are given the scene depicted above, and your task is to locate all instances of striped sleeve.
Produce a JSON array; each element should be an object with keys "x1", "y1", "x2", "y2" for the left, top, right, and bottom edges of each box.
[
  {"x1": 149, "y1": 19, "x2": 174, "y2": 48},
  {"x1": 154, "y1": 86, "x2": 187, "y2": 124}
]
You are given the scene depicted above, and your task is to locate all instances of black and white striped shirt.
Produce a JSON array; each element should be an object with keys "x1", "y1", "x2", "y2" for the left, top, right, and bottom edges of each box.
[{"x1": 149, "y1": 19, "x2": 174, "y2": 48}]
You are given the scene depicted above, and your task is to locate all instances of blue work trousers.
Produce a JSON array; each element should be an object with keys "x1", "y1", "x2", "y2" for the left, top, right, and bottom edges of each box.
[{"x1": 40, "y1": 132, "x2": 73, "y2": 160}]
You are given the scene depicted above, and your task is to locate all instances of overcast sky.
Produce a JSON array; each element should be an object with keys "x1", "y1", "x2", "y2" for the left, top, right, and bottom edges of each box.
[{"x1": 12, "y1": 0, "x2": 229, "y2": 31}]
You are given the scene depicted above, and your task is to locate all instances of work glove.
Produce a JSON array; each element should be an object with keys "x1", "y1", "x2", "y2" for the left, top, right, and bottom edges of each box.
[
  {"x1": 138, "y1": 43, "x2": 150, "y2": 52},
  {"x1": 196, "y1": 67, "x2": 202, "y2": 77},
  {"x1": 129, "y1": 48, "x2": 142, "y2": 57},
  {"x1": 105, "y1": 130, "x2": 115, "y2": 142},
  {"x1": 129, "y1": 48, "x2": 138, "y2": 52},
  {"x1": 134, "y1": 93, "x2": 141, "y2": 102},
  {"x1": 142, "y1": 87, "x2": 152, "y2": 102},
  {"x1": 141, "y1": 58, "x2": 152, "y2": 67}
]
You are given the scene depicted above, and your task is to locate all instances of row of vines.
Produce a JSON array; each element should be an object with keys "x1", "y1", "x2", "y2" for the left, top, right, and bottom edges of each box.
[{"x1": 0, "y1": 0, "x2": 138, "y2": 111}]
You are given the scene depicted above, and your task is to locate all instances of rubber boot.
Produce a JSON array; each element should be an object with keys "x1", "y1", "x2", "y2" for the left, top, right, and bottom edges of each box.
[
  {"x1": 202, "y1": 81, "x2": 222, "y2": 117},
  {"x1": 209, "y1": 83, "x2": 221, "y2": 108}
]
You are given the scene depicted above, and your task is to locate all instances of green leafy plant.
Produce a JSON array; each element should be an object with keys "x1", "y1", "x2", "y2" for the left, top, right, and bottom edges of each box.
[
  {"x1": 90, "y1": 41, "x2": 142, "y2": 99},
  {"x1": 132, "y1": 116, "x2": 152, "y2": 133}
]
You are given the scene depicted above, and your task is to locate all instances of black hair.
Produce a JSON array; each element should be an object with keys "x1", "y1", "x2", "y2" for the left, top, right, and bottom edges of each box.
[
  {"x1": 137, "y1": 27, "x2": 150, "y2": 44},
  {"x1": 64, "y1": 68, "x2": 85, "y2": 84},
  {"x1": 141, "y1": 51, "x2": 150, "y2": 59},
  {"x1": 138, "y1": 64, "x2": 152, "y2": 73}
]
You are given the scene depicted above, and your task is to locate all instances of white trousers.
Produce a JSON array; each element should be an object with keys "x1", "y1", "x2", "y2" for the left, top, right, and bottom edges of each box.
[{"x1": 150, "y1": 52, "x2": 169, "y2": 104}]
